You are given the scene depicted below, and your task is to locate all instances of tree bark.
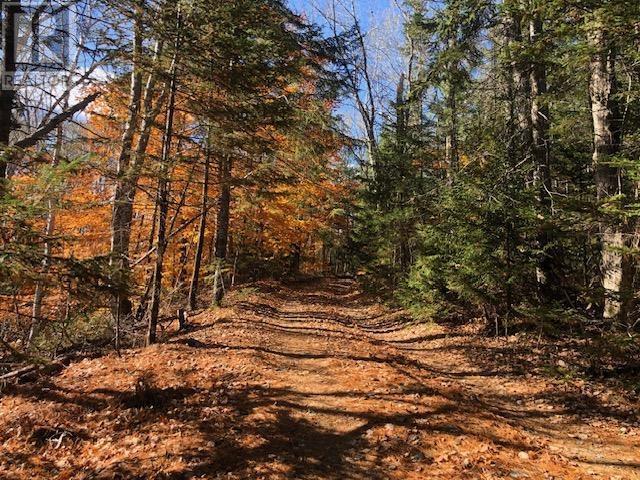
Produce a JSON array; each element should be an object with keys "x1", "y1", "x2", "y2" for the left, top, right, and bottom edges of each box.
[
  {"x1": 212, "y1": 154, "x2": 232, "y2": 306},
  {"x1": 395, "y1": 73, "x2": 411, "y2": 272},
  {"x1": 147, "y1": 15, "x2": 179, "y2": 346},
  {"x1": 290, "y1": 244, "x2": 302, "y2": 276},
  {"x1": 188, "y1": 131, "x2": 211, "y2": 311},
  {"x1": 508, "y1": 5, "x2": 532, "y2": 156},
  {"x1": 28, "y1": 123, "x2": 65, "y2": 346},
  {"x1": 588, "y1": 15, "x2": 632, "y2": 321},
  {"x1": 444, "y1": 83, "x2": 458, "y2": 179},
  {"x1": 445, "y1": 37, "x2": 459, "y2": 182},
  {"x1": 0, "y1": 0, "x2": 19, "y2": 189},
  {"x1": 109, "y1": 5, "x2": 145, "y2": 321},
  {"x1": 529, "y1": 7, "x2": 554, "y2": 298},
  {"x1": 110, "y1": 40, "x2": 164, "y2": 327}
]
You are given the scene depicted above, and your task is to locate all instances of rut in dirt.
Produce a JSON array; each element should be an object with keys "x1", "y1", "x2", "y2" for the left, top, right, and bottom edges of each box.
[{"x1": 0, "y1": 279, "x2": 638, "y2": 480}]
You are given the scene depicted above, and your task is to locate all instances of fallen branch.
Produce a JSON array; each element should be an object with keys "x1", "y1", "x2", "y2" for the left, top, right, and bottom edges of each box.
[
  {"x1": 0, "y1": 335, "x2": 115, "y2": 385},
  {"x1": 0, "y1": 354, "x2": 72, "y2": 383}
]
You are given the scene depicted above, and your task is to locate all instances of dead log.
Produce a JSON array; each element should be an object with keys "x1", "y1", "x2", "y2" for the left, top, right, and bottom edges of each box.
[{"x1": 0, "y1": 354, "x2": 73, "y2": 384}]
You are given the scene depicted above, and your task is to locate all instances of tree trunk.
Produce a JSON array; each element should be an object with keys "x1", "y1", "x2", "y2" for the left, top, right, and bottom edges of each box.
[
  {"x1": 110, "y1": 41, "x2": 164, "y2": 320},
  {"x1": 588, "y1": 16, "x2": 632, "y2": 321},
  {"x1": 110, "y1": 53, "x2": 166, "y2": 265},
  {"x1": 147, "y1": 12, "x2": 180, "y2": 346},
  {"x1": 444, "y1": 82, "x2": 458, "y2": 180},
  {"x1": 147, "y1": 163, "x2": 170, "y2": 346},
  {"x1": 445, "y1": 37, "x2": 459, "y2": 182},
  {"x1": 395, "y1": 73, "x2": 411, "y2": 273},
  {"x1": 508, "y1": 5, "x2": 532, "y2": 157},
  {"x1": 109, "y1": 6, "x2": 144, "y2": 320},
  {"x1": 28, "y1": 123, "x2": 65, "y2": 346},
  {"x1": 290, "y1": 244, "x2": 301, "y2": 276},
  {"x1": 188, "y1": 132, "x2": 211, "y2": 311},
  {"x1": 212, "y1": 154, "x2": 232, "y2": 306},
  {"x1": 529, "y1": 8, "x2": 554, "y2": 298},
  {"x1": 0, "y1": 0, "x2": 18, "y2": 188}
]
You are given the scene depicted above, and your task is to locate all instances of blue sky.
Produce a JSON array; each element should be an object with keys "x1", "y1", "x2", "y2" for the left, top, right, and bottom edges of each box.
[
  {"x1": 288, "y1": 0, "x2": 395, "y2": 29},
  {"x1": 287, "y1": 0, "x2": 407, "y2": 141}
]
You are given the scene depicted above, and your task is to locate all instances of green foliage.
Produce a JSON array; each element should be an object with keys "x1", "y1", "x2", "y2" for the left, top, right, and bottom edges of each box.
[
  {"x1": 353, "y1": 0, "x2": 640, "y2": 333},
  {"x1": 400, "y1": 156, "x2": 537, "y2": 317},
  {"x1": 29, "y1": 309, "x2": 113, "y2": 355}
]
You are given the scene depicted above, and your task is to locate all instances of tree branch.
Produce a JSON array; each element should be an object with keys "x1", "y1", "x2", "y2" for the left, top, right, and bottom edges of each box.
[{"x1": 13, "y1": 92, "x2": 101, "y2": 149}]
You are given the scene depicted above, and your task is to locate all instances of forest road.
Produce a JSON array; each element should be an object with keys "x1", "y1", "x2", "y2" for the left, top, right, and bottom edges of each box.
[{"x1": 0, "y1": 278, "x2": 638, "y2": 479}]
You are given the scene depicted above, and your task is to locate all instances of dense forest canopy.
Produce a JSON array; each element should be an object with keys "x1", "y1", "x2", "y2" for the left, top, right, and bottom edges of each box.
[{"x1": 0, "y1": 0, "x2": 639, "y2": 367}]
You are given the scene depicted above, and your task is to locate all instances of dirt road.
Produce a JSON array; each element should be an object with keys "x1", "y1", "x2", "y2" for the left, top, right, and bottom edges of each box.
[{"x1": 1, "y1": 279, "x2": 638, "y2": 479}]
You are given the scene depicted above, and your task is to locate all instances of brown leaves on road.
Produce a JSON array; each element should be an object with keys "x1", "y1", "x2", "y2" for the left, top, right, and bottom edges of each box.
[{"x1": 1, "y1": 279, "x2": 638, "y2": 479}]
